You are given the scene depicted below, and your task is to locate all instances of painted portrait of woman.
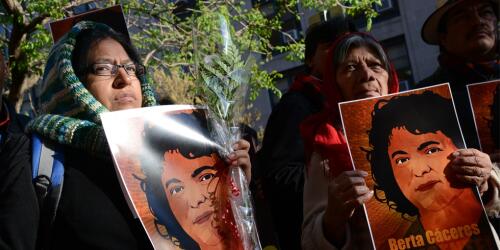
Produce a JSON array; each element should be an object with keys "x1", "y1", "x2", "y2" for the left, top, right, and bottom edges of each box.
[
  {"x1": 339, "y1": 85, "x2": 499, "y2": 249},
  {"x1": 139, "y1": 109, "x2": 242, "y2": 250}
]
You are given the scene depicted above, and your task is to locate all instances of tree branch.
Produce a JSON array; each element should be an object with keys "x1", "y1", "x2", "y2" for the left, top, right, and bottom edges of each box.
[
  {"x1": 1, "y1": 0, "x2": 24, "y2": 16},
  {"x1": 24, "y1": 14, "x2": 49, "y2": 34},
  {"x1": 144, "y1": 48, "x2": 157, "y2": 65}
]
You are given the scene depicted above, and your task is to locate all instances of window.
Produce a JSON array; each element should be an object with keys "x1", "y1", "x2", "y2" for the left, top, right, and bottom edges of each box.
[
  {"x1": 252, "y1": 0, "x2": 272, "y2": 6},
  {"x1": 260, "y1": 2, "x2": 302, "y2": 56},
  {"x1": 259, "y1": 3, "x2": 277, "y2": 17},
  {"x1": 375, "y1": 0, "x2": 393, "y2": 13},
  {"x1": 281, "y1": 29, "x2": 300, "y2": 44},
  {"x1": 69, "y1": 2, "x2": 98, "y2": 15},
  {"x1": 353, "y1": 0, "x2": 399, "y2": 27},
  {"x1": 380, "y1": 35, "x2": 415, "y2": 89}
]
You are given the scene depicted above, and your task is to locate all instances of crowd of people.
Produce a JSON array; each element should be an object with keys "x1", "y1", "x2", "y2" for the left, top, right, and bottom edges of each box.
[{"x1": 0, "y1": 0, "x2": 498, "y2": 249}]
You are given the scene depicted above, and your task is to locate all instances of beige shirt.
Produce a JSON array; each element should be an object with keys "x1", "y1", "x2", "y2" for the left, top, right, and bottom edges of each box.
[{"x1": 302, "y1": 153, "x2": 372, "y2": 250}]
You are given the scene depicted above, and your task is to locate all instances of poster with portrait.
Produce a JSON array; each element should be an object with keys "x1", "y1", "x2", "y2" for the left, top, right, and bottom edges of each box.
[
  {"x1": 339, "y1": 84, "x2": 498, "y2": 250},
  {"x1": 49, "y1": 5, "x2": 130, "y2": 44},
  {"x1": 467, "y1": 80, "x2": 500, "y2": 155},
  {"x1": 101, "y1": 105, "x2": 243, "y2": 250}
]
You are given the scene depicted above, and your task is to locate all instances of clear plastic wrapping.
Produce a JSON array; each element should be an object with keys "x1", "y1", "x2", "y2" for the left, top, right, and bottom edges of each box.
[{"x1": 193, "y1": 12, "x2": 261, "y2": 250}]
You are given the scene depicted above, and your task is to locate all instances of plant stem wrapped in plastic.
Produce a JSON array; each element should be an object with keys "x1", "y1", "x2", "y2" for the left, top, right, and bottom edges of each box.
[{"x1": 193, "y1": 12, "x2": 261, "y2": 250}]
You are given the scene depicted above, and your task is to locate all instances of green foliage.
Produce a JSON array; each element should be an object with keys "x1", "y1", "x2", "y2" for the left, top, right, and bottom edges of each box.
[
  {"x1": 0, "y1": 0, "x2": 379, "y2": 108},
  {"x1": 19, "y1": 24, "x2": 51, "y2": 75},
  {"x1": 198, "y1": 45, "x2": 246, "y2": 119},
  {"x1": 275, "y1": 39, "x2": 305, "y2": 62},
  {"x1": 297, "y1": 0, "x2": 381, "y2": 30},
  {"x1": 120, "y1": 0, "x2": 286, "y2": 103},
  {"x1": 0, "y1": 0, "x2": 68, "y2": 103}
]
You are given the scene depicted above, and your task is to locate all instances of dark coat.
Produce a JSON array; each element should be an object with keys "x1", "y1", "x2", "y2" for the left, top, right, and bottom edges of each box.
[
  {"x1": 48, "y1": 148, "x2": 153, "y2": 250},
  {"x1": 417, "y1": 62, "x2": 500, "y2": 149},
  {"x1": 0, "y1": 100, "x2": 39, "y2": 250},
  {"x1": 258, "y1": 77, "x2": 323, "y2": 250}
]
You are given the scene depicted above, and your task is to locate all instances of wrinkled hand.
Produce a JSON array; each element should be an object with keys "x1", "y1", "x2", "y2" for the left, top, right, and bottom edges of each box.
[
  {"x1": 325, "y1": 170, "x2": 373, "y2": 220},
  {"x1": 449, "y1": 148, "x2": 492, "y2": 194},
  {"x1": 227, "y1": 139, "x2": 251, "y2": 183},
  {"x1": 322, "y1": 170, "x2": 373, "y2": 246}
]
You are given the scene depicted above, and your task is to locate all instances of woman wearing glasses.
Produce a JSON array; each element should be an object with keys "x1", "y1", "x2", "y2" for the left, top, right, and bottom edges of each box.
[
  {"x1": 26, "y1": 21, "x2": 156, "y2": 250},
  {"x1": 71, "y1": 25, "x2": 147, "y2": 112},
  {"x1": 26, "y1": 21, "x2": 252, "y2": 250}
]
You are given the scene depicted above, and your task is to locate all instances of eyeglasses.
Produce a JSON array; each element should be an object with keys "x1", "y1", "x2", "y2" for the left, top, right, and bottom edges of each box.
[{"x1": 88, "y1": 63, "x2": 146, "y2": 77}]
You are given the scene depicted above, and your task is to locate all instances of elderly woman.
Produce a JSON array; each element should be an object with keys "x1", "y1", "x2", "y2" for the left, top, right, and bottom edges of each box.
[
  {"x1": 301, "y1": 32, "x2": 500, "y2": 250},
  {"x1": 27, "y1": 21, "x2": 251, "y2": 250},
  {"x1": 300, "y1": 32, "x2": 399, "y2": 250}
]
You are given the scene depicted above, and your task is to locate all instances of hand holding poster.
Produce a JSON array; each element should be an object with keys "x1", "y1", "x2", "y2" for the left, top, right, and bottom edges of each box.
[
  {"x1": 339, "y1": 84, "x2": 498, "y2": 250},
  {"x1": 102, "y1": 105, "x2": 248, "y2": 250}
]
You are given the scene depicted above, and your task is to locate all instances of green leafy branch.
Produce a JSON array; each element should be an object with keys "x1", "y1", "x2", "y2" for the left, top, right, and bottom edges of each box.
[{"x1": 198, "y1": 41, "x2": 250, "y2": 122}]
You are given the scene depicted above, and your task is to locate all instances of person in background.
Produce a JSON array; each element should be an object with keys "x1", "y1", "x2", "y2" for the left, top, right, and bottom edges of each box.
[
  {"x1": 0, "y1": 51, "x2": 39, "y2": 249},
  {"x1": 258, "y1": 16, "x2": 356, "y2": 250},
  {"x1": 417, "y1": 0, "x2": 500, "y2": 231}
]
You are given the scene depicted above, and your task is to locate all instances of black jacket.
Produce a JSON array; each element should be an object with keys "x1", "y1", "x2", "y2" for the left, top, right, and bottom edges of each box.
[
  {"x1": 48, "y1": 148, "x2": 153, "y2": 250},
  {"x1": 0, "y1": 100, "x2": 39, "y2": 250},
  {"x1": 418, "y1": 63, "x2": 500, "y2": 149},
  {"x1": 258, "y1": 80, "x2": 323, "y2": 250}
]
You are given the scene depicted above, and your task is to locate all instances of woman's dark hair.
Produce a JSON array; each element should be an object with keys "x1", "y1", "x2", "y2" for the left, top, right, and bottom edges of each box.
[
  {"x1": 71, "y1": 23, "x2": 142, "y2": 84},
  {"x1": 304, "y1": 16, "x2": 357, "y2": 71},
  {"x1": 490, "y1": 85, "x2": 499, "y2": 148},
  {"x1": 139, "y1": 110, "x2": 217, "y2": 250},
  {"x1": 332, "y1": 33, "x2": 392, "y2": 84},
  {"x1": 367, "y1": 91, "x2": 464, "y2": 217}
]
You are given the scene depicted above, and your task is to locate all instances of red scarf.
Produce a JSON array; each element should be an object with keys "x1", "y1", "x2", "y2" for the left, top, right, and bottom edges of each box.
[
  {"x1": 300, "y1": 32, "x2": 400, "y2": 177},
  {"x1": 0, "y1": 103, "x2": 10, "y2": 129},
  {"x1": 288, "y1": 74, "x2": 323, "y2": 94}
]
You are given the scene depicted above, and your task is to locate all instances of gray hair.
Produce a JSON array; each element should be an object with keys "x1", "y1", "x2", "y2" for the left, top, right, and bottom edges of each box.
[{"x1": 332, "y1": 34, "x2": 391, "y2": 80}]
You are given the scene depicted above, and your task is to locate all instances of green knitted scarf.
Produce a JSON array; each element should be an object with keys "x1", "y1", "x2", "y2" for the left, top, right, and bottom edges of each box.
[{"x1": 27, "y1": 21, "x2": 157, "y2": 156}]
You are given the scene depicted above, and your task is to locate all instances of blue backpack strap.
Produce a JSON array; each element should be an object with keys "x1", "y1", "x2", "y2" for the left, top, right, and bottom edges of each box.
[
  {"x1": 32, "y1": 134, "x2": 52, "y2": 204},
  {"x1": 31, "y1": 134, "x2": 64, "y2": 249}
]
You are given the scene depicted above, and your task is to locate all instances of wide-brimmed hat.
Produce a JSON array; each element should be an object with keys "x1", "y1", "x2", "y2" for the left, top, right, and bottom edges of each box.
[{"x1": 421, "y1": 0, "x2": 498, "y2": 45}]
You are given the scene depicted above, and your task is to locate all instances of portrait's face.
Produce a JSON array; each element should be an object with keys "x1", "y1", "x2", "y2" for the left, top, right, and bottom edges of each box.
[
  {"x1": 85, "y1": 38, "x2": 142, "y2": 111},
  {"x1": 439, "y1": 1, "x2": 497, "y2": 59},
  {"x1": 336, "y1": 46, "x2": 389, "y2": 101},
  {"x1": 161, "y1": 150, "x2": 221, "y2": 246},
  {"x1": 387, "y1": 128, "x2": 464, "y2": 212}
]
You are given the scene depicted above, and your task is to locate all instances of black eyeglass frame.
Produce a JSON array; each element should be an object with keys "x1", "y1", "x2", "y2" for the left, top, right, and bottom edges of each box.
[{"x1": 87, "y1": 63, "x2": 146, "y2": 77}]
